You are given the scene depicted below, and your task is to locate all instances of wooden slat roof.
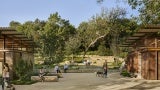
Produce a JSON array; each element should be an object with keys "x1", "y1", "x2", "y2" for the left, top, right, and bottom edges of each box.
[
  {"x1": 121, "y1": 25, "x2": 160, "y2": 47},
  {"x1": 0, "y1": 27, "x2": 35, "y2": 48}
]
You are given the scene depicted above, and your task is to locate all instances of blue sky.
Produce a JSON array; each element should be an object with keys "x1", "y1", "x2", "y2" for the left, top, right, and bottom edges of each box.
[{"x1": 0, "y1": 0, "x2": 138, "y2": 28}]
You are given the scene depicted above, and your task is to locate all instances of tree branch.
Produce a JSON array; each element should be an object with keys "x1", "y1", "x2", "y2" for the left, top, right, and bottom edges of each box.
[{"x1": 86, "y1": 34, "x2": 107, "y2": 51}]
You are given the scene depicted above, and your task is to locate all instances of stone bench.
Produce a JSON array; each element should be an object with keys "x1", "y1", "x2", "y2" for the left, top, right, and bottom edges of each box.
[
  {"x1": 31, "y1": 76, "x2": 59, "y2": 82},
  {"x1": 47, "y1": 73, "x2": 63, "y2": 78}
]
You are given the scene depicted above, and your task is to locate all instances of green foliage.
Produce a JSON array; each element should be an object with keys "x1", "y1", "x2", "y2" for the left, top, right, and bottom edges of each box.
[
  {"x1": 76, "y1": 7, "x2": 137, "y2": 59},
  {"x1": 77, "y1": 13, "x2": 110, "y2": 58},
  {"x1": 9, "y1": 9, "x2": 138, "y2": 65},
  {"x1": 97, "y1": 42, "x2": 107, "y2": 56},
  {"x1": 10, "y1": 12, "x2": 76, "y2": 64},
  {"x1": 9, "y1": 21, "x2": 21, "y2": 29},
  {"x1": 86, "y1": 51, "x2": 97, "y2": 55},
  {"x1": 120, "y1": 70, "x2": 131, "y2": 77},
  {"x1": 65, "y1": 36, "x2": 81, "y2": 56},
  {"x1": 74, "y1": 57, "x2": 83, "y2": 63},
  {"x1": 14, "y1": 58, "x2": 33, "y2": 81},
  {"x1": 69, "y1": 65, "x2": 79, "y2": 70},
  {"x1": 128, "y1": 0, "x2": 160, "y2": 24},
  {"x1": 112, "y1": 59, "x2": 122, "y2": 68},
  {"x1": 11, "y1": 80, "x2": 37, "y2": 85},
  {"x1": 64, "y1": 56, "x2": 83, "y2": 63},
  {"x1": 97, "y1": 41, "x2": 112, "y2": 56},
  {"x1": 39, "y1": 13, "x2": 76, "y2": 63}
]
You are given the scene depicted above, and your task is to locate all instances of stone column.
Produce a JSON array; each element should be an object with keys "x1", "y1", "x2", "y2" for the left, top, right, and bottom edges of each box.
[{"x1": 137, "y1": 52, "x2": 142, "y2": 79}]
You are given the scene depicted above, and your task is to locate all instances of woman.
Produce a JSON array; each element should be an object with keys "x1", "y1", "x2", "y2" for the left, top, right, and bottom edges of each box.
[
  {"x1": 103, "y1": 60, "x2": 108, "y2": 78},
  {"x1": 2, "y1": 63, "x2": 10, "y2": 88}
]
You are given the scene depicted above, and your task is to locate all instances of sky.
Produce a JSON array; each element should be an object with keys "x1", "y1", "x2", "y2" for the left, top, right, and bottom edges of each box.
[{"x1": 0, "y1": 0, "x2": 138, "y2": 28}]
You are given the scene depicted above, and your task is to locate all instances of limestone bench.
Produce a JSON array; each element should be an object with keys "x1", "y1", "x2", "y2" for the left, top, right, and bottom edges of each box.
[
  {"x1": 31, "y1": 76, "x2": 58, "y2": 82},
  {"x1": 31, "y1": 72, "x2": 63, "y2": 82},
  {"x1": 48, "y1": 73, "x2": 63, "y2": 78}
]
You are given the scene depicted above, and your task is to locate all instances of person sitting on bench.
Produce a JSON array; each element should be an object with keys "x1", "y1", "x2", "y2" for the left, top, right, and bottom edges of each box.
[{"x1": 39, "y1": 67, "x2": 45, "y2": 82}]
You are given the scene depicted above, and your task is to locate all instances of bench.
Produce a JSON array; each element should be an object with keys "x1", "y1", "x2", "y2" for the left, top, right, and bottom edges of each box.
[
  {"x1": 31, "y1": 76, "x2": 59, "y2": 82},
  {"x1": 46, "y1": 72, "x2": 63, "y2": 78}
]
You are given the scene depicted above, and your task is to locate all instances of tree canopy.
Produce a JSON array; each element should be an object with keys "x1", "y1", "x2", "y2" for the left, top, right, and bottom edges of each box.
[
  {"x1": 9, "y1": 2, "x2": 139, "y2": 64},
  {"x1": 70, "y1": 7, "x2": 138, "y2": 59},
  {"x1": 128, "y1": 0, "x2": 160, "y2": 24},
  {"x1": 10, "y1": 12, "x2": 76, "y2": 64}
]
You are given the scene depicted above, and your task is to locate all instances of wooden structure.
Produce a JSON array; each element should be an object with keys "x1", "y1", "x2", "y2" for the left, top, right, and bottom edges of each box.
[
  {"x1": 122, "y1": 24, "x2": 160, "y2": 80},
  {"x1": 0, "y1": 27, "x2": 35, "y2": 79}
]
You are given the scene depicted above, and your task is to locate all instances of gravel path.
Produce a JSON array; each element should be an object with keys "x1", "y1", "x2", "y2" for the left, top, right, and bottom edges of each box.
[{"x1": 1, "y1": 72, "x2": 160, "y2": 90}]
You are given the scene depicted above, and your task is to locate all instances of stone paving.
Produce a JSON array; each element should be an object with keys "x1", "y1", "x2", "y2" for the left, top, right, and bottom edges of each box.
[{"x1": 1, "y1": 72, "x2": 160, "y2": 90}]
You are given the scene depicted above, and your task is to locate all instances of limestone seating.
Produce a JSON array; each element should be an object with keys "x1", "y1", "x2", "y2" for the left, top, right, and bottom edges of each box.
[
  {"x1": 31, "y1": 72, "x2": 63, "y2": 82},
  {"x1": 31, "y1": 76, "x2": 58, "y2": 82}
]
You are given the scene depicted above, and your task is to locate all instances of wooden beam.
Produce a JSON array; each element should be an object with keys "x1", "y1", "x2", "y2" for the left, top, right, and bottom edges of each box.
[{"x1": 0, "y1": 49, "x2": 34, "y2": 53}]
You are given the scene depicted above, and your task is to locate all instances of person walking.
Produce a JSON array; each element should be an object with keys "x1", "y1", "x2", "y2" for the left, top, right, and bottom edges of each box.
[
  {"x1": 103, "y1": 60, "x2": 108, "y2": 78},
  {"x1": 2, "y1": 63, "x2": 10, "y2": 89}
]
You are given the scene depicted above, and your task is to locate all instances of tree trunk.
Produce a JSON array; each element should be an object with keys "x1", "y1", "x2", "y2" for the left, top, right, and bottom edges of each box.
[
  {"x1": 82, "y1": 34, "x2": 107, "y2": 60},
  {"x1": 72, "y1": 53, "x2": 74, "y2": 61}
]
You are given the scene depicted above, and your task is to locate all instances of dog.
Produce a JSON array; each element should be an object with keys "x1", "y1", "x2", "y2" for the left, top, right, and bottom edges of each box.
[{"x1": 96, "y1": 71, "x2": 104, "y2": 77}]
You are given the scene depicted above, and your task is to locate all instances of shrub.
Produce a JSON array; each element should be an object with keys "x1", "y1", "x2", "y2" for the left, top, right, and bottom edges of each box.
[
  {"x1": 14, "y1": 58, "x2": 33, "y2": 81},
  {"x1": 11, "y1": 80, "x2": 37, "y2": 85},
  {"x1": 120, "y1": 70, "x2": 131, "y2": 77}
]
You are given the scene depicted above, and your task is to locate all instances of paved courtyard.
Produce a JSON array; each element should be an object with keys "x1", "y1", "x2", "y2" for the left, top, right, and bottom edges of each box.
[{"x1": 1, "y1": 72, "x2": 160, "y2": 90}]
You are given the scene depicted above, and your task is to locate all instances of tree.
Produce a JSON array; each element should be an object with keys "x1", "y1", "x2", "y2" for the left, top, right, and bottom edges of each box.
[
  {"x1": 77, "y1": 16, "x2": 110, "y2": 59},
  {"x1": 128, "y1": 0, "x2": 160, "y2": 24},
  {"x1": 77, "y1": 7, "x2": 137, "y2": 61},
  {"x1": 105, "y1": 7, "x2": 138, "y2": 61},
  {"x1": 41, "y1": 13, "x2": 76, "y2": 63},
  {"x1": 97, "y1": 41, "x2": 110, "y2": 56},
  {"x1": 9, "y1": 21, "x2": 21, "y2": 29},
  {"x1": 65, "y1": 35, "x2": 81, "y2": 60},
  {"x1": 10, "y1": 12, "x2": 76, "y2": 64}
]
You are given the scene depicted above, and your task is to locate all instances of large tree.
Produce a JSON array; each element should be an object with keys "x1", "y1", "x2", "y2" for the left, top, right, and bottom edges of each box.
[
  {"x1": 76, "y1": 7, "x2": 137, "y2": 59},
  {"x1": 77, "y1": 16, "x2": 110, "y2": 59},
  {"x1": 10, "y1": 13, "x2": 76, "y2": 64},
  {"x1": 128, "y1": 0, "x2": 160, "y2": 24},
  {"x1": 64, "y1": 35, "x2": 81, "y2": 60},
  {"x1": 39, "y1": 13, "x2": 76, "y2": 63}
]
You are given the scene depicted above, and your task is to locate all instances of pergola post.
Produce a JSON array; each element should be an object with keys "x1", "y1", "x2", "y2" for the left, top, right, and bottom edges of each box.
[{"x1": 3, "y1": 35, "x2": 6, "y2": 63}]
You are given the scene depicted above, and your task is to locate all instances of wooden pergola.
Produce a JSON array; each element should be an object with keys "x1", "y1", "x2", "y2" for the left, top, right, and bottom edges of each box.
[
  {"x1": 0, "y1": 27, "x2": 35, "y2": 51},
  {"x1": 0, "y1": 27, "x2": 35, "y2": 61},
  {"x1": 121, "y1": 24, "x2": 160, "y2": 80},
  {"x1": 0, "y1": 27, "x2": 35, "y2": 78},
  {"x1": 121, "y1": 25, "x2": 160, "y2": 48}
]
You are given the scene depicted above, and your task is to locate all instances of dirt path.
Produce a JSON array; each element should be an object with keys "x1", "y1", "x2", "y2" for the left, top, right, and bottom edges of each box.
[{"x1": 1, "y1": 72, "x2": 160, "y2": 90}]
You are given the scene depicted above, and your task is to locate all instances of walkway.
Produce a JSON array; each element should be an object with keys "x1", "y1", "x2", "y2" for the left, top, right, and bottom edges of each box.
[{"x1": 1, "y1": 72, "x2": 160, "y2": 90}]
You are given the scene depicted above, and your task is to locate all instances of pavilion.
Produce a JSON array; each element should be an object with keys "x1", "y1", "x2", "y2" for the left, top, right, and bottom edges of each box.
[
  {"x1": 0, "y1": 27, "x2": 35, "y2": 79},
  {"x1": 121, "y1": 24, "x2": 160, "y2": 80}
]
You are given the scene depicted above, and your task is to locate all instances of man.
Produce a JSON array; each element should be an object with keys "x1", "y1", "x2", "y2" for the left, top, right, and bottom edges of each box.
[
  {"x1": 103, "y1": 60, "x2": 108, "y2": 78},
  {"x1": 54, "y1": 64, "x2": 60, "y2": 73}
]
